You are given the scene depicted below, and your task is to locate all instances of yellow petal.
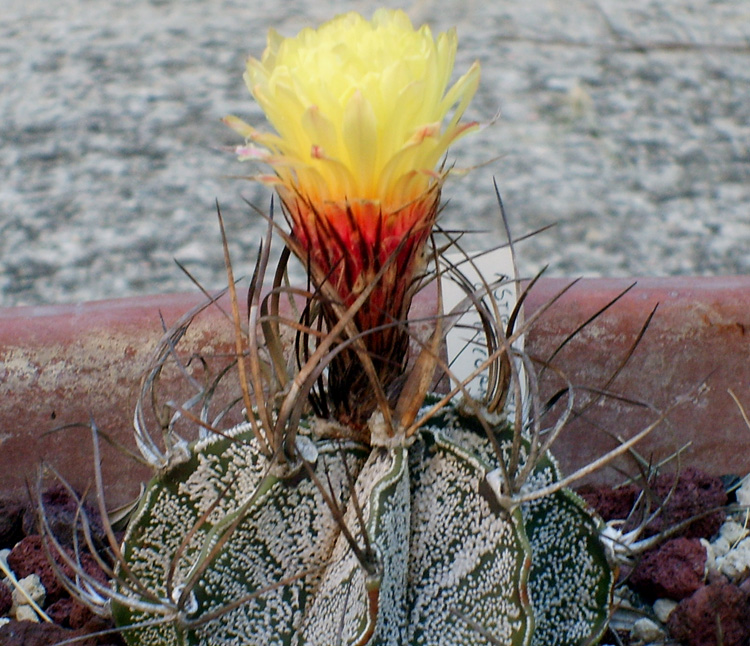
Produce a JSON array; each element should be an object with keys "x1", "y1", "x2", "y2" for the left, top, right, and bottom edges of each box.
[
  {"x1": 300, "y1": 105, "x2": 339, "y2": 159},
  {"x1": 228, "y1": 9, "x2": 481, "y2": 209},
  {"x1": 342, "y1": 89, "x2": 378, "y2": 197},
  {"x1": 441, "y1": 60, "x2": 481, "y2": 131}
]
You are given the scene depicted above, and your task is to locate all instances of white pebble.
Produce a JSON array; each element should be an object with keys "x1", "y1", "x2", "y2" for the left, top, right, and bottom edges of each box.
[
  {"x1": 10, "y1": 573, "x2": 45, "y2": 608},
  {"x1": 631, "y1": 617, "x2": 665, "y2": 644},
  {"x1": 720, "y1": 520, "x2": 748, "y2": 545},
  {"x1": 13, "y1": 604, "x2": 40, "y2": 623},
  {"x1": 612, "y1": 587, "x2": 636, "y2": 609},
  {"x1": 701, "y1": 538, "x2": 717, "y2": 573},
  {"x1": 711, "y1": 535, "x2": 731, "y2": 558},
  {"x1": 653, "y1": 598, "x2": 678, "y2": 623},
  {"x1": 735, "y1": 476, "x2": 750, "y2": 507},
  {"x1": 718, "y1": 537, "x2": 750, "y2": 580}
]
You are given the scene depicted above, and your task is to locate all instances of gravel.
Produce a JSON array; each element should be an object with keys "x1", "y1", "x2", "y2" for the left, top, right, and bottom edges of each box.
[{"x1": 2, "y1": 0, "x2": 749, "y2": 307}]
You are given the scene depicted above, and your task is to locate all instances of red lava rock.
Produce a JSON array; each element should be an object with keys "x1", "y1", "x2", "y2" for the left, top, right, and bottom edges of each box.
[
  {"x1": 46, "y1": 596, "x2": 76, "y2": 625},
  {"x1": 646, "y1": 467, "x2": 727, "y2": 540},
  {"x1": 630, "y1": 537, "x2": 707, "y2": 602},
  {"x1": 577, "y1": 483, "x2": 639, "y2": 522},
  {"x1": 7, "y1": 534, "x2": 109, "y2": 606},
  {"x1": 23, "y1": 484, "x2": 107, "y2": 549},
  {"x1": 667, "y1": 581, "x2": 750, "y2": 646},
  {"x1": 70, "y1": 600, "x2": 97, "y2": 630},
  {"x1": 8, "y1": 534, "x2": 66, "y2": 603},
  {"x1": 0, "y1": 579, "x2": 12, "y2": 616},
  {"x1": 81, "y1": 614, "x2": 128, "y2": 645},
  {"x1": 0, "y1": 497, "x2": 27, "y2": 549},
  {"x1": 7, "y1": 534, "x2": 64, "y2": 603},
  {"x1": 47, "y1": 596, "x2": 95, "y2": 629},
  {"x1": 0, "y1": 619, "x2": 98, "y2": 646}
]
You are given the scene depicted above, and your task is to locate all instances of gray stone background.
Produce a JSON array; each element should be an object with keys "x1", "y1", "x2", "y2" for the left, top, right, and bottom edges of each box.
[{"x1": 2, "y1": 0, "x2": 749, "y2": 307}]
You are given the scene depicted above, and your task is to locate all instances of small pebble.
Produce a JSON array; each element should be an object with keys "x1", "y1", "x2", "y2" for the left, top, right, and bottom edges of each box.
[
  {"x1": 14, "y1": 604, "x2": 41, "y2": 622},
  {"x1": 653, "y1": 597, "x2": 678, "y2": 623},
  {"x1": 10, "y1": 573, "x2": 45, "y2": 609},
  {"x1": 717, "y1": 536, "x2": 750, "y2": 580},
  {"x1": 720, "y1": 520, "x2": 748, "y2": 545},
  {"x1": 711, "y1": 535, "x2": 731, "y2": 558},
  {"x1": 700, "y1": 538, "x2": 716, "y2": 574},
  {"x1": 612, "y1": 586, "x2": 637, "y2": 609},
  {"x1": 735, "y1": 476, "x2": 750, "y2": 507},
  {"x1": 631, "y1": 617, "x2": 665, "y2": 644}
]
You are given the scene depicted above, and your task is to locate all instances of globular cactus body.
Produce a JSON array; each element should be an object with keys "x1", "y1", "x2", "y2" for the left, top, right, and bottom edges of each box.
[{"x1": 113, "y1": 396, "x2": 612, "y2": 646}]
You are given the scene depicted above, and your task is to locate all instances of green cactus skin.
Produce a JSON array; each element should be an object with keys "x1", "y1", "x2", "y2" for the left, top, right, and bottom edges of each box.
[
  {"x1": 406, "y1": 429, "x2": 533, "y2": 646},
  {"x1": 421, "y1": 397, "x2": 613, "y2": 646},
  {"x1": 300, "y1": 446, "x2": 411, "y2": 645},
  {"x1": 113, "y1": 397, "x2": 612, "y2": 646},
  {"x1": 113, "y1": 423, "x2": 370, "y2": 646},
  {"x1": 524, "y1": 486, "x2": 613, "y2": 646}
]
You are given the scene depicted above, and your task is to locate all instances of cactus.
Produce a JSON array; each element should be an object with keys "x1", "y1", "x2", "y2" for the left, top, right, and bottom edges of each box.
[
  {"x1": 95, "y1": 177, "x2": 617, "y2": 646},
  {"x1": 108, "y1": 390, "x2": 612, "y2": 645},
  {"x1": 49, "y1": 11, "x2": 621, "y2": 644}
]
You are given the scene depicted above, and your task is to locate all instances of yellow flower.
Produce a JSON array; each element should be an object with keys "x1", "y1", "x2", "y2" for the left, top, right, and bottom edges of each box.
[
  {"x1": 226, "y1": 9, "x2": 480, "y2": 426},
  {"x1": 226, "y1": 9, "x2": 480, "y2": 211}
]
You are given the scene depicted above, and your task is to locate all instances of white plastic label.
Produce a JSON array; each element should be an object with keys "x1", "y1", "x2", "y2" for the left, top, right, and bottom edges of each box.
[{"x1": 440, "y1": 247, "x2": 524, "y2": 403}]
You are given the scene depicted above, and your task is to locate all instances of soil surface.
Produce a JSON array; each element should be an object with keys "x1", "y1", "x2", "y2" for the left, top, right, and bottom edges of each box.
[
  {"x1": 580, "y1": 467, "x2": 750, "y2": 646},
  {"x1": 1, "y1": 469, "x2": 747, "y2": 646},
  {"x1": 0, "y1": 486, "x2": 125, "y2": 646}
]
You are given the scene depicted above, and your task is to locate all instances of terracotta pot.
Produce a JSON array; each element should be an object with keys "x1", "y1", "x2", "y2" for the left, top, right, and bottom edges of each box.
[
  {"x1": 2, "y1": 277, "x2": 749, "y2": 508},
  {"x1": 527, "y1": 277, "x2": 750, "y2": 489}
]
